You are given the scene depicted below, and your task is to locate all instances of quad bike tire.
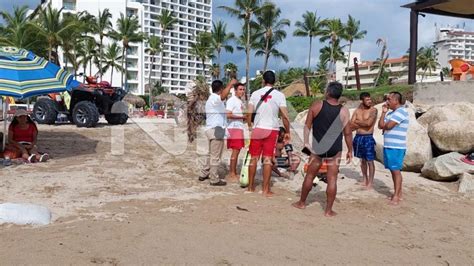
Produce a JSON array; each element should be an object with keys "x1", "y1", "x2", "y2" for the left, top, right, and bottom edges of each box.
[
  {"x1": 33, "y1": 98, "x2": 58, "y2": 124},
  {"x1": 72, "y1": 101, "x2": 99, "y2": 128},
  {"x1": 105, "y1": 113, "x2": 128, "y2": 125}
]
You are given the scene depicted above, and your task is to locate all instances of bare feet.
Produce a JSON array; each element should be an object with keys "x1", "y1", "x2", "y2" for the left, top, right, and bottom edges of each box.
[
  {"x1": 291, "y1": 201, "x2": 306, "y2": 209},
  {"x1": 364, "y1": 184, "x2": 373, "y2": 190},
  {"x1": 262, "y1": 191, "x2": 274, "y2": 197},
  {"x1": 324, "y1": 210, "x2": 337, "y2": 217},
  {"x1": 226, "y1": 174, "x2": 239, "y2": 182},
  {"x1": 388, "y1": 197, "x2": 400, "y2": 206},
  {"x1": 247, "y1": 187, "x2": 256, "y2": 193}
]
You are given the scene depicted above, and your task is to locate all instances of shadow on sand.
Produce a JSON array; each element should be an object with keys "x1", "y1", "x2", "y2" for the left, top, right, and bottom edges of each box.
[{"x1": 37, "y1": 131, "x2": 99, "y2": 159}]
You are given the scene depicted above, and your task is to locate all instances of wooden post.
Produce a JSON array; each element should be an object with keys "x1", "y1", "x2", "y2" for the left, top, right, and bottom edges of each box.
[
  {"x1": 303, "y1": 72, "x2": 310, "y2": 96},
  {"x1": 408, "y1": 10, "x2": 418, "y2": 84},
  {"x1": 354, "y1": 57, "x2": 361, "y2": 90}
]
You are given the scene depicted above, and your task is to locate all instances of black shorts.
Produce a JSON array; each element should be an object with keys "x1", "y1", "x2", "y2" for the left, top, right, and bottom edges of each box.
[{"x1": 275, "y1": 156, "x2": 290, "y2": 168}]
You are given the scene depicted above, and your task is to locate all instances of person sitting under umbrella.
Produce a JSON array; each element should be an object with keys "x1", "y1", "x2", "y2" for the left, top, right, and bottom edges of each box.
[{"x1": 5, "y1": 109, "x2": 49, "y2": 163}]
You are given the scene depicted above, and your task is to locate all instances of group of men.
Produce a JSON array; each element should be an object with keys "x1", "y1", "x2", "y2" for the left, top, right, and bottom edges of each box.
[{"x1": 198, "y1": 70, "x2": 409, "y2": 217}]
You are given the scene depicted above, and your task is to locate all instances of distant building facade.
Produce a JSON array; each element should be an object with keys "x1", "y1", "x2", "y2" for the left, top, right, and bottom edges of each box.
[
  {"x1": 40, "y1": 0, "x2": 212, "y2": 95},
  {"x1": 434, "y1": 27, "x2": 474, "y2": 70},
  {"x1": 335, "y1": 52, "x2": 440, "y2": 88}
]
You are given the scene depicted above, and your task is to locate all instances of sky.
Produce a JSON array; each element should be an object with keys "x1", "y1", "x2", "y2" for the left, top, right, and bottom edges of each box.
[{"x1": 1, "y1": 0, "x2": 473, "y2": 77}]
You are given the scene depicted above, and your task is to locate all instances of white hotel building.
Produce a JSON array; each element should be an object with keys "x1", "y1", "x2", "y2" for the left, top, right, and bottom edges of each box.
[
  {"x1": 41, "y1": 0, "x2": 212, "y2": 95},
  {"x1": 434, "y1": 27, "x2": 474, "y2": 70}
]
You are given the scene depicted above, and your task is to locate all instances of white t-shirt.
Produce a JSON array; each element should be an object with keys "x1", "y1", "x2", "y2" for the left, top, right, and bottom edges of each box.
[
  {"x1": 205, "y1": 93, "x2": 226, "y2": 129},
  {"x1": 226, "y1": 95, "x2": 244, "y2": 129},
  {"x1": 249, "y1": 86, "x2": 287, "y2": 130}
]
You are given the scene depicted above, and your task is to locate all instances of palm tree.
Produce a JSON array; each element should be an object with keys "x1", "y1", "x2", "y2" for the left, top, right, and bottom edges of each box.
[
  {"x1": 210, "y1": 63, "x2": 220, "y2": 80},
  {"x1": 0, "y1": 6, "x2": 45, "y2": 55},
  {"x1": 417, "y1": 46, "x2": 438, "y2": 82},
  {"x1": 255, "y1": 37, "x2": 288, "y2": 68},
  {"x1": 373, "y1": 38, "x2": 389, "y2": 87},
  {"x1": 320, "y1": 18, "x2": 346, "y2": 76},
  {"x1": 190, "y1": 32, "x2": 214, "y2": 76},
  {"x1": 293, "y1": 11, "x2": 324, "y2": 71},
  {"x1": 30, "y1": 4, "x2": 76, "y2": 63},
  {"x1": 83, "y1": 38, "x2": 98, "y2": 76},
  {"x1": 255, "y1": 3, "x2": 290, "y2": 72},
  {"x1": 145, "y1": 35, "x2": 161, "y2": 106},
  {"x1": 219, "y1": 0, "x2": 272, "y2": 96},
  {"x1": 110, "y1": 13, "x2": 143, "y2": 89},
  {"x1": 102, "y1": 43, "x2": 123, "y2": 85},
  {"x1": 224, "y1": 62, "x2": 238, "y2": 80},
  {"x1": 343, "y1": 15, "x2": 367, "y2": 88},
  {"x1": 211, "y1": 20, "x2": 235, "y2": 79},
  {"x1": 156, "y1": 9, "x2": 178, "y2": 86},
  {"x1": 319, "y1": 39, "x2": 346, "y2": 66},
  {"x1": 236, "y1": 23, "x2": 260, "y2": 80},
  {"x1": 93, "y1": 9, "x2": 112, "y2": 81},
  {"x1": 313, "y1": 60, "x2": 329, "y2": 94}
]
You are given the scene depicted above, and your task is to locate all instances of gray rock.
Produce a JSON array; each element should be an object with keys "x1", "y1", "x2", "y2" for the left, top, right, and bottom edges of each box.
[
  {"x1": 458, "y1": 172, "x2": 474, "y2": 194},
  {"x1": 429, "y1": 121, "x2": 474, "y2": 153},
  {"x1": 421, "y1": 152, "x2": 474, "y2": 181},
  {"x1": 417, "y1": 102, "x2": 474, "y2": 129}
]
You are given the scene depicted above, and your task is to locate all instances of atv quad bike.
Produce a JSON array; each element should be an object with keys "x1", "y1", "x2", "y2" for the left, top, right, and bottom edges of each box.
[{"x1": 33, "y1": 76, "x2": 128, "y2": 127}]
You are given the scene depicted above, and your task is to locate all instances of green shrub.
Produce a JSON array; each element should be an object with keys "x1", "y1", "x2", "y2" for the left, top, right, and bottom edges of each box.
[{"x1": 287, "y1": 85, "x2": 413, "y2": 114}]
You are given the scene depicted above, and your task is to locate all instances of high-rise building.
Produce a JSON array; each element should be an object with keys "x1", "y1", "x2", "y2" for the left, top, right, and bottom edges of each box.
[
  {"x1": 434, "y1": 27, "x2": 474, "y2": 70},
  {"x1": 40, "y1": 0, "x2": 212, "y2": 95}
]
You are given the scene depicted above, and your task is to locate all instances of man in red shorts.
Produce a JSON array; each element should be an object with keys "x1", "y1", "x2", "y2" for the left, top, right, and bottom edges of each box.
[
  {"x1": 246, "y1": 71, "x2": 290, "y2": 197},
  {"x1": 226, "y1": 83, "x2": 247, "y2": 181}
]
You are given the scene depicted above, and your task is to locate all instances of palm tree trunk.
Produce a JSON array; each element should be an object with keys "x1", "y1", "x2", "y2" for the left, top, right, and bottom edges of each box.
[
  {"x1": 217, "y1": 49, "x2": 221, "y2": 80},
  {"x1": 110, "y1": 66, "x2": 114, "y2": 86},
  {"x1": 345, "y1": 42, "x2": 353, "y2": 89},
  {"x1": 121, "y1": 47, "x2": 125, "y2": 88},
  {"x1": 48, "y1": 42, "x2": 52, "y2": 62},
  {"x1": 159, "y1": 35, "x2": 165, "y2": 86},
  {"x1": 99, "y1": 36, "x2": 103, "y2": 81},
  {"x1": 308, "y1": 36, "x2": 312, "y2": 71},
  {"x1": 263, "y1": 38, "x2": 270, "y2": 72},
  {"x1": 124, "y1": 49, "x2": 128, "y2": 92},
  {"x1": 245, "y1": 19, "x2": 250, "y2": 99},
  {"x1": 149, "y1": 56, "x2": 154, "y2": 107},
  {"x1": 89, "y1": 58, "x2": 92, "y2": 77},
  {"x1": 202, "y1": 59, "x2": 205, "y2": 75}
]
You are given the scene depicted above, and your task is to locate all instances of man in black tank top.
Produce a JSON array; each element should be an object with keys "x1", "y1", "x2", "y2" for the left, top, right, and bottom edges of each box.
[{"x1": 292, "y1": 82, "x2": 353, "y2": 217}]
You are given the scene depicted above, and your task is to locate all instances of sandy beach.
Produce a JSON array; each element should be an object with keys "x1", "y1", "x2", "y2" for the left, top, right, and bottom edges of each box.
[{"x1": 0, "y1": 120, "x2": 473, "y2": 264}]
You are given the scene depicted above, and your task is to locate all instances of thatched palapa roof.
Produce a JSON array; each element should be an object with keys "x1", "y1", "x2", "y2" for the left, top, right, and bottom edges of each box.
[{"x1": 123, "y1": 94, "x2": 146, "y2": 107}]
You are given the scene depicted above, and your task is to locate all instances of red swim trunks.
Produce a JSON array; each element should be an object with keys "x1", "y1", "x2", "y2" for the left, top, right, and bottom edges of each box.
[
  {"x1": 249, "y1": 128, "x2": 279, "y2": 157},
  {"x1": 227, "y1": 128, "x2": 245, "y2": 150}
]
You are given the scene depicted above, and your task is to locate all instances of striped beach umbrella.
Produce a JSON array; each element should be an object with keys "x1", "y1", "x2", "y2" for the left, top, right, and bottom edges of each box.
[{"x1": 0, "y1": 46, "x2": 79, "y2": 99}]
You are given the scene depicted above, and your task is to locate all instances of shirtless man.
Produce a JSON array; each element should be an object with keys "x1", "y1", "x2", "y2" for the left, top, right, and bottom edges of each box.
[{"x1": 351, "y1": 92, "x2": 378, "y2": 189}]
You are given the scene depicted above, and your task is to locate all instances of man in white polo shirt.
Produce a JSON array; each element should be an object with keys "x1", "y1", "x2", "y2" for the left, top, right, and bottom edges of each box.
[
  {"x1": 226, "y1": 83, "x2": 247, "y2": 181},
  {"x1": 247, "y1": 71, "x2": 290, "y2": 197},
  {"x1": 198, "y1": 79, "x2": 237, "y2": 186}
]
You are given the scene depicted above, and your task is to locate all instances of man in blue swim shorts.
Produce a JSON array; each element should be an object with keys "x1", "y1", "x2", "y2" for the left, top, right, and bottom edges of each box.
[
  {"x1": 378, "y1": 92, "x2": 409, "y2": 205},
  {"x1": 351, "y1": 92, "x2": 377, "y2": 189}
]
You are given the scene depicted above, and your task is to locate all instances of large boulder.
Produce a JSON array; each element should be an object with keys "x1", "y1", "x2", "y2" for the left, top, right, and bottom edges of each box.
[
  {"x1": 374, "y1": 102, "x2": 432, "y2": 172},
  {"x1": 421, "y1": 152, "x2": 474, "y2": 181},
  {"x1": 458, "y1": 172, "x2": 474, "y2": 194},
  {"x1": 417, "y1": 102, "x2": 474, "y2": 129},
  {"x1": 429, "y1": 121, "x2": 474, "y2": 153}
]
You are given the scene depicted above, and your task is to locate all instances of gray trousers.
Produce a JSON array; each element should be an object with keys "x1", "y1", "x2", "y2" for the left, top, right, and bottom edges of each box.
[{"x1": 200, "y1": 128, "x2": 225, "y2": 183}]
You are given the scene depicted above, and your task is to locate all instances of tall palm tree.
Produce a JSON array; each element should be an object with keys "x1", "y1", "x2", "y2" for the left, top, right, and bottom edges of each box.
[
  {"x1": 210, "y1": 63, "x2": 220, "y2": 80},
  {"x1": 110, "y1": 13, "x2": 143, "y2": 89},
  {"x1": 293, "y1": 11, "x2": 324, "y2": 71},
  {"x1": 219, "y1": 0, "x2": 272, "y2": 96},
  {"x1": 417, "y1": 46, "x2": 438, "y2": 82},
  {"x1": 255, "y1": 3, "x2": 290, "y2": 72},
  {"x1": 344, "y1": 15, "x2": 367, "y2": 88},
  {"x1": 320, "y1": 18, "x2": 346, "y2": 76},
  {"x1": 83, "y1": 38, "x2": 98, "y2": 76},
  {"x1": 145, "y1": 35, "x2": 161, "y2": 106},
  {"x1": 0, "y1": 6, "x2": 45, "y2": 55},
  {"x1": 190, "y1": 32, "x2": 214, "y2": 75},
  {"x1": 319, "y1": 39, "x2": 347, "y2": 65},
  {"x1": 93, "y1": 9, "x2": 112, "y2": 81},
  {"x1": 211, "y1": 20, "x2": 235, "y2": 79},
  {"x1": 30, "y1": 4, "x2": 76, "y2": 63},
  {"x1": 156, "y1": 9, "x2": 178, "y2": 86},
  {"x1": 101, "y1": 42, "x2": 123, "y2": 85},
  {"x1": 373, "y1": 38, "x2": 389, "y2": 87},
  {"x1": 224, "y1": 62, "x2": 238, "y2": 80},
  {"x1": 255, "y1": 37, "x2": 288, "y2": 68}
]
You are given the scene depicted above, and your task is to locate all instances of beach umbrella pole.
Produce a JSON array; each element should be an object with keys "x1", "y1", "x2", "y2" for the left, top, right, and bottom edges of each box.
[{"x1": 2, "y1": 100, "x2": 6, "y2": 152}]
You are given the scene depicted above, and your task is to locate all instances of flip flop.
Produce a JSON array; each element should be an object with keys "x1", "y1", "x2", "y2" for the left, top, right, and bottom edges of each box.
[
  {"x1": 28, "y1": 154, "x2": 37, "y2": 163},
  {"x1": 39, "y1": 153, "x2": 49, "y2": 162}
]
